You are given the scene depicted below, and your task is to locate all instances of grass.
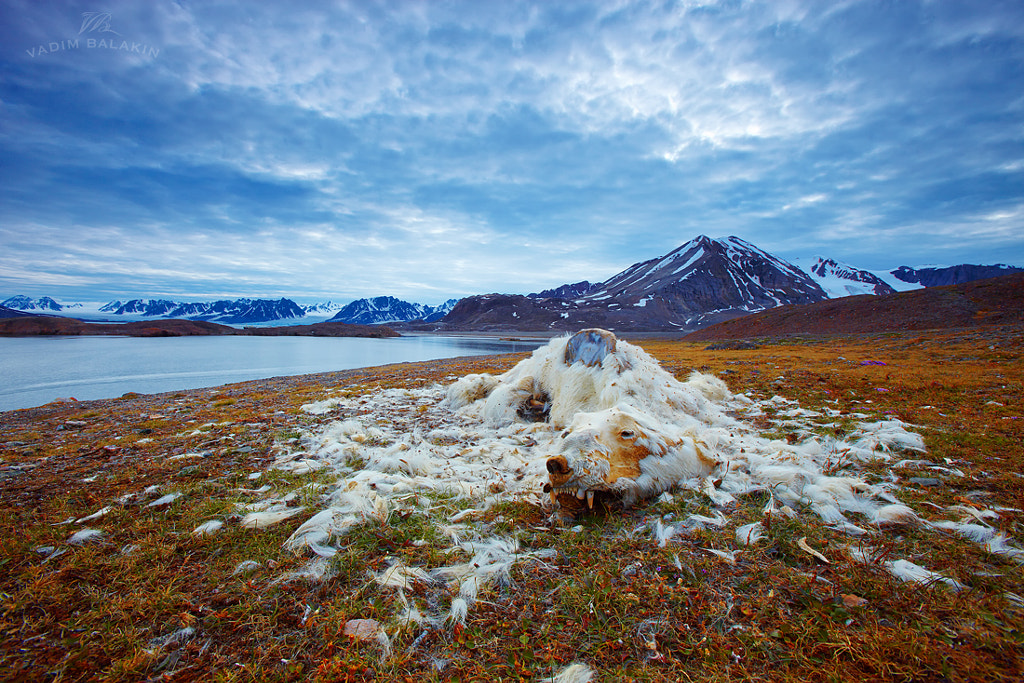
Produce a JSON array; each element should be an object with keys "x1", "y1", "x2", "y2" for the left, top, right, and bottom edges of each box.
[{"x1": 1, "y1": 328, "x2": 1022, "y2": 681}]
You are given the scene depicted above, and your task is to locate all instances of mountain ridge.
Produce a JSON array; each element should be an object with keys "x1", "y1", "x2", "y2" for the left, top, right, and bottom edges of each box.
[
  {"x1": 683, "y1": 271, "x2": 1024, "y2": 341},
  {"x1": 892, "y1": 264, "x2": 1023, "y2": 287}
]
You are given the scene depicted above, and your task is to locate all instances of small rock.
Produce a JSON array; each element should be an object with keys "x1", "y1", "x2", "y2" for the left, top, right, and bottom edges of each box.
[
  {"x1": 233, "y1": 560, "x2": 261, "y2": 575},
  {"x1": 842, "y1": 594, "x2": 869, "y2": 608},
  {"x1": 344, "y1": 619, "x2": 384, "y2": 641},
  {"x1": 909, "y1": 477, "x2": 942, "y2": 487}
]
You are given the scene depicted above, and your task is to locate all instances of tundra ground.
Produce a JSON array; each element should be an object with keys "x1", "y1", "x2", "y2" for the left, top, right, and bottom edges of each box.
[{"x1": 1, "y1": 326, "x2": 1022, "y2": 682}]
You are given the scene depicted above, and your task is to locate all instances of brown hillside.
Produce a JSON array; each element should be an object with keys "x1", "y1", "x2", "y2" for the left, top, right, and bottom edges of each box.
[
  {"x1": 0, "y1": 317, "x2": 399, "y2": 338},
  {"x1": 684, "y1": 271, "x2": 1024, "y2": 341},
  {"x1": 0, "y1": 317, "x2": 237, "y2": 337}
]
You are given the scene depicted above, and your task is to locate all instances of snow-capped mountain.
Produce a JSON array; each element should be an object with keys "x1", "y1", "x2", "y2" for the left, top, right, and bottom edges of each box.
[
  {"x1": 99, "y1": 298, "x2": 305, "y2": 324},
  {"x1": 423, "y1": 299, "x2": 460, "y2": 323},
  {"x1": 100, "y1": 299, "x2": 178, "y2": 316},
  {"x1": 3, "y1": 295, "x2": 83, "y2": 312},
  {"x1": 301, "y1": 301, "x2": 346, "y2": 316},
  {"x1": 576, "y1": 235, "x2": 828, "y2": 327},
  {"x1": 798, "y1": 258, "x2": 897, "y2": 297},
  {"x1": 441, "y1": 235, "x2": 830, "y2": 331},
  {"x1": 329, "y1": 296, "x2": 460, "y2": 325}
]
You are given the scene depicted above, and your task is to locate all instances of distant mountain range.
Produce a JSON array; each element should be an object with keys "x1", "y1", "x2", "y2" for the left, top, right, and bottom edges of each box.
[
  {"x1": 3, "y1": 240, "x2": 1020, "y2": 330},
  {"x1": 327, "y1": 296, "x2": 459, "y2": 325},
  {"x1": 2, "y1": 295, "x2": 82, "y2": 312},
  {"x1": 97, "y1": 298, "x2": 306, "y2": 324},
  {"x1": 0, "y1": 295, "x2": 461, "y2": 326}
]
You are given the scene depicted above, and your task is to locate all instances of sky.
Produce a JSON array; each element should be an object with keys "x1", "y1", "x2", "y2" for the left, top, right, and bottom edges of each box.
[{"x1": 1, "y1": 0, "x2": 1022, "y2": 306}]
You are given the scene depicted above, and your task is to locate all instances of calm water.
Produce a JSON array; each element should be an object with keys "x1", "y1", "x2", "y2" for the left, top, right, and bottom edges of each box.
[{"x1": 0, "y1": 334, "x2": 544, "y2": 411}]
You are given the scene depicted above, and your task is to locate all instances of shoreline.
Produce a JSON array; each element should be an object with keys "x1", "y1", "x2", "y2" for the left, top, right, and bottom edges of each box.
[{"x1": 0, "y1": 315, "x2": 398, "y2": 338}]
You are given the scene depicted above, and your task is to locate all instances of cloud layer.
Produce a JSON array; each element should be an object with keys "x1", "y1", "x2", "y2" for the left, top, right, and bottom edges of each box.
[{"x1": 2, "y1": 0, "x2": 1022, "y2": 303}]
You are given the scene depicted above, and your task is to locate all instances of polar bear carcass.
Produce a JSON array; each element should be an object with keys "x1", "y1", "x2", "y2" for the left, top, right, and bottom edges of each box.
[{"x1": 444, "y1": 329, "x2": 730, "y2": 509}]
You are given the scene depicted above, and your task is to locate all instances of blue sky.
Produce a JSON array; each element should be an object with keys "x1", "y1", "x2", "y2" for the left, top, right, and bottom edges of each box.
[{"x1": 1, "y1": 0, "x2": 1022, "y2": 305}]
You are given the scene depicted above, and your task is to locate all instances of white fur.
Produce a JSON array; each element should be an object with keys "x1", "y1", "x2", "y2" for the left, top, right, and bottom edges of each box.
[
  {"x1": 240, "y1": 508, "x2": 306, "y2": 529},
  {"x1": 551, "y1": 663, "x2": 595, "y2": 683},
  {"x1": 68, "y1": 528, "x2": 103, "y2": 544},
  {"x1": 887, "y1": 559, "x2": 965, "y2": 590},
  {"x1": 736, "y1": 522, "x2": 764, "y2": 545},
  {"x1": 444, "y1": 333, "x2": 732, "y2": 429},
  {"x1": 192, "y1": 519, "x2": 224, "y2": 536},
  {"x1": 225, "y1": 330, "x2": 1020, "y2": 634}
]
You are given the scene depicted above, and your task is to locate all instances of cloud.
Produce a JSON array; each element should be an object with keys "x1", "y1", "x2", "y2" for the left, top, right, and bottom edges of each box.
[{"x1": 0, "y1": 0, "x2": 1022, "y2": 304}]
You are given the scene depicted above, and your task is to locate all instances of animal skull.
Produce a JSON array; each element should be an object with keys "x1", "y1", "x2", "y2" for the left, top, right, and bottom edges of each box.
[{"x1": 545, "y1": 406, "x2": 718, "y2": 508}]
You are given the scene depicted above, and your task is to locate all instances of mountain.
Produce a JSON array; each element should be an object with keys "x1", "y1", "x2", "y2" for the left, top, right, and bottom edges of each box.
[
  {"x1": 440, "y1": 235, "x2": 829, "y2": 332},
  {"x1": 196, "y1": 298, "x2": 305, "y2": 324},
  {"x1": 329, "y1": 296, "x2": 460, "y2": 325},
  {"x1": 891, "y1": 264, "x2": 1024, "y2": 287},
  {"x1": 802, "y1": 258, "x2": 897, "y2": 297},
  {"x1": 3, "y1": 295, "x2": 82, "y2": 312},
  {"x1": 98, "y1": 298, "x2": 305, "y2": 324},
  {"x1": 684, "y1": 271, "x2": 1024, "y2": 341},
  {"x1": 0, "y1": 304, "x2": 40, "y2": 319},
  {"x1": 528, "y1": 281, "x2": 596, "y2": 299},
  {"x1": 423, "y1": 299, "x2": 460, "y2": 322},
  {"x1": 100, "y1": 299, "x2": 179, "y2": 316},
  {"x1": 301, "y1": 301, "x2": 345, "y2": 316},
  {"x1": 580, "y1": 235, "x2": 827, "y2": 320}
]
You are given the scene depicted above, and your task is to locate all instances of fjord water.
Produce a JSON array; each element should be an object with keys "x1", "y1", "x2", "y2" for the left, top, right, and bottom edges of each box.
[{"x1": 0, "y1": 334, "x2": 543, "y2": 412}]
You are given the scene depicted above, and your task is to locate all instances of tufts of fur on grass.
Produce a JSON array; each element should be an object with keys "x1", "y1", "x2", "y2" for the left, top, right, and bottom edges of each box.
[{"x1": 236, "y1": 334, "x2": 1024, "y2": 638}]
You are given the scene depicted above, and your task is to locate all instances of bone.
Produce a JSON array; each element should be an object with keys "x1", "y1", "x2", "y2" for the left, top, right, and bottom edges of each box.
[{"x1": 563, "y1": 328, "x2": 617, "y2": 367}]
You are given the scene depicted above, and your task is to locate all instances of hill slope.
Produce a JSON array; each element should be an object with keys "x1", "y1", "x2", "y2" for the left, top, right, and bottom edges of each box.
[
  {"x1": 684, "y1": 271, "x2": 1024, "y2": 341},
  {"x1": 0, "y1": 317, "x2": 398, "y2": 338}
]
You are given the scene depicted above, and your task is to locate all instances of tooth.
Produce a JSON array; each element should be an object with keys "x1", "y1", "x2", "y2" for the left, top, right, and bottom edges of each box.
[
  {"x1": 586, "y1": 490, "x2": 595, "y2": 509},
  {"x1": 576, "y1": 488, "x2": 586, "y2": 499},
  {"x1": 549, "y1": 490, "x2": 557, "y2": 505}
]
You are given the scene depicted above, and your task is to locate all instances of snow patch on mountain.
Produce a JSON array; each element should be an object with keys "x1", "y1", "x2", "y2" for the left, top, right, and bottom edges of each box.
[{"x1": 793, "y1": 258, "x2": 899, "y2": 298}]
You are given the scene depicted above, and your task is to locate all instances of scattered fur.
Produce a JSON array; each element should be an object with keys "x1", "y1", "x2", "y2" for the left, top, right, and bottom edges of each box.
[
  {"x1": 241, "y1": 329, "x2": 1022, "y2": 638},
  {"x1": 551, "y1": 662, "x2": 596, "y2": 683}
]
